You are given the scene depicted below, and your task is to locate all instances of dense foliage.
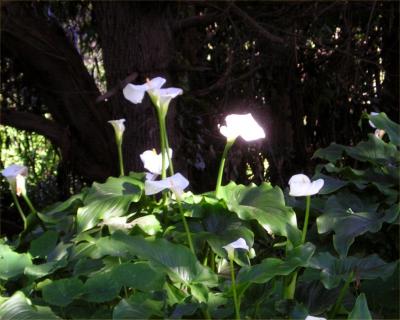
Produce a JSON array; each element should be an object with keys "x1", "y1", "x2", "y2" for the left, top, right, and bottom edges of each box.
[{"x1": 0, "y1": 111, "x2": 398, "y2": 319}]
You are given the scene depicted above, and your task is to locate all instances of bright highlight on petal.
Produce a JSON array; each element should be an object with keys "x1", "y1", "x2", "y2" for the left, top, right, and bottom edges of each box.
[
  {"x1": 1, "y1": 164, "x2": 28, "y2": 196},
  {"x1": 219, "y1": 113, "x2": 265, "y2": 142},
  {"x1": 368, "y1": 111, "x2": 379, "y2": 129},
  {"x1": 305, "y1": 316, "x2": 327, "y2": 320},
  {"x1": 123, "y1": 77, "x2": 166, "y2": 104},
  {"x1": 288, "y1": 174, "x2": 324, "y2": 197},
  {"x1": 140, "y1": 148, "x2": 172, "y2": 176},
  {"x1": 144, "y1": 173, "x2": 189, "y2": 196},
  {"x1": 223, "y1": 237, "x2": 249, "y2": 259}
]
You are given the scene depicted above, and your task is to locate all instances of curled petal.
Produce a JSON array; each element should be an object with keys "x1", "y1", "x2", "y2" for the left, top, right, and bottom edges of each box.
[
  {"x1": 144, "y1": 173, "x2": 189, "y2": 196},
  {"x1": 289, "y1": 174, "x2": 324, "y2": 197},
  {"x1": 147, "y1": 77, "x2": 166, "y2": 90},
  {"x1": 108, "y1": 119, "x2": 126, "y2": 139},
  {"x1": 220, "y1": 113, "x2": 265, "y2": 142},
  {"x1": 123, "y1": 83, "x2": 147, "y2": 104},
  {"x1": 140, "y1": 148, "x2": 172, "y2": 175},
  {"x1": 223, "y1": 237, "x2": 249, "y2": 258}
]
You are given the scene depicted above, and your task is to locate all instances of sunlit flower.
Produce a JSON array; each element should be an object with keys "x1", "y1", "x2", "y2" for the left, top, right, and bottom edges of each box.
[
  {"x1": 1, "y1": 164, "x2": 28, "y2": 196},
  {"x1": 219, "y1": 113, "x2": 265, "y2": 142},
  {"x1": 123, "y1": 77, "x2": 166, "y2": 104},
  {"x1": 288, "y1": 174, "x2": 324, "y2": 197},
  {"x1": 108, "y1": 119, "x2": 126, "y2": 141},
  {"x1": 140, "y1": 148, "x2": 173, "y2": 179},
  {"x1": 305, "y1": 316, "x2": 326, "y2": 320},
  {"x1": 223, "y1": 237, "x2": 249, "y2": 259},
  {"x1": 368, "y1": 111, "x2": 379, "y2": 129},
  {"x1": 145, "y1": 173, "x2": 189, "y2": 197},
  {"x1": 148, "y1": 87, "x2": 183, "y2": 116}
]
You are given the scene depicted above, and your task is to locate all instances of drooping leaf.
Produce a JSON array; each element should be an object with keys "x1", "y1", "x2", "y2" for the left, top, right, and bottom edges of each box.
[
  {"x1": 0, "y1": 244, "x2": 32, "y2": 280},
  {"x1": 42, "y1": 277, "x2": 84, "y2": 307},
  {"x1": 218, "y1": 182, "x2": 298, "y2": 238},
  {"x1": 0, "y1": 291, "x2": 60, "y2": 319},
  {"x1": 305, "y1": 251, "x2": 398, "y2": 289},
  {"x1": 24, "y1": 256, "x2": 68, "y2": 279},
  {"x1": 348, "y1": 293, "x2": 372, "y2": 320},
  {"x1": 77, "y1": 176, "x2": 143, "y2": 232},
  {"x1": 39, "y1": 193, "x2": 84, "y2": 223}
]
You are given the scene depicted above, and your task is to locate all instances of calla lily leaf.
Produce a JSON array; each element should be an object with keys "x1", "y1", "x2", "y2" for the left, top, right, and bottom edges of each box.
[
  {"x1": 317, "y1": 192, "x2": 399, "y2": 256},
  {"x1": 42, "y1": 278, "x2": 84, "y2": 307},
  {"x1": 0, "y1": 291, "x2": 60, "y2": 319},
  {"x1": 348, "y1": 293, "x2": 372, "y2": 320},
  {"x1": 0, "y1": 244, "x2": 32, "y2": 280},
  {"x1": 29, "y1": 230, "x2": 58, "y2": 258},
  {"x1": 113, "y1": 293, "x2": 164, "y2": 319},
  {"x1": 218, "y1": 182, "x2": 298, "y2": 239},
  {"x1": 77, "y1": 176, "x2": 143, "y2": 232},
  {"x1": 82, "y1": 272, "x2": 122, "y2": 303},
  {"x1": 367, "y1": 112, "x2": 400, "y2": 145},
  {"x1": 304, "y1": 251, "x2": 398, "y2": 289},
  {"x1": 39, "y1": 193, "x2": 84, "y2": 223}
]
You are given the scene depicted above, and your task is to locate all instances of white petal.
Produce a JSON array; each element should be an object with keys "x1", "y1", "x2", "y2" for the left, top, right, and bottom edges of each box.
[
  {"x1": 144, "y1": 179, "x2": 170, "y2": 195},
  {"x1": 368, "y1": 112, "x2": 379, "y2": 129},
  {"x1": 149, "y1": 87, "x2": 183, "y2": 108},
  {"x1": 168, "y1": 173, "x2": 189, "y2": 195},
  {"x1": 219, "y1": 125, "x2": 239, "y2": 141},
  {"x1": 123, "y1": 83, "x2": 147, "y2": 104},
  {"x1": 223, "y1": 113, "x2": 265, "y2": 142},
  {"x1": 288, "y1": 174, "x2": 311, "y2": 185},
  {"x1": 108, "y1": 119, "x2": 126, "y2": 136},
  {"x1": 224, "y1": 238, "x2": 249, "y2": 251},
  {"x1": 289, "y1": 174, "x2": 323, "y2": 197},
  {"x1": 145, "y1": 172, "x2": 158, "y2": 181},
  {"x1": 308, "y1": 179, "x2": 324, "y2": 195},
  {"x1": 305, "y1": 316, "x2": 327, "y2": 320},
  {"x1": 140, "y1": 148, "x2": 172, "y2": 175},
  {"x1": 1, "y1": 164, "x2": 28, "y2": 179},
  {"x1": 147, "y1": 77, "x2": 166, "y2": 90}
]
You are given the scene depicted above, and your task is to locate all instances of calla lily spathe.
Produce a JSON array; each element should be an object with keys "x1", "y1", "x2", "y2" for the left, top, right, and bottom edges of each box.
[
  {"x1": 288, "y1": 174, "x2": 324, "y2": 197},
  {"x1": 219, "y1": 113, "x2": 265, "y2": 142},
  {"x1": 108, "y1": 119, "x2": 126, "y2": 140},
  {"x1": 305, "y1": 316, "x2": 326, "y2": 320},
  {"x1": 368, "y1": 111, "x2": 379, "y2": 129},
  {"x1": 144, "y1": 173, "x2": 189, "y2": 196},
  {"x1": 148, "y1": 87, "x2": 183, "y2": 117},
  {"x1": 223, "y1": 237, "x2": 249, "y2": 259},
  {"x1": 1, "y1": 164, "x2": 28, "y2": 196},
  {"x1": 123, "y1": 77, "x2": 166, "y2": 104},
  {"x1": 140, "y1": 148, "x2": 173, "y2": 179}
]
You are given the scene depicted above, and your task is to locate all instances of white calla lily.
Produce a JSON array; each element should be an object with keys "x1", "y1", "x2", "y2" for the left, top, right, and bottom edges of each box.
[
  {"x1": 305, "y1": 316, "x2": 327, "y2": 320},
  {"x1": 140, "y1": 148, "x2": 173, "y2": 177},
  {"x1": 1, "y1": 164, "x2": 28, "y2": 196},
  {"x1": 123, "y1": 77, "x2": 166, "y2": 104},
  {"x1": 108, "y1": 119, "x2": 126, "y2": 141},
  {"x1": 288, "y1": 174, "x2": 324, "y2": 197},
  {"x1": 223, "y1": 237, "x2": 249, "y2": 259},
  {"x1": 148, "y1": 87, "x2": 183, "y2": 116},
  {"x1": 219, "y1": 113, "x2": 265, "y2": 142},
  {"x1": 144, "y1": 173, "x2": 189, "y2": 196}
]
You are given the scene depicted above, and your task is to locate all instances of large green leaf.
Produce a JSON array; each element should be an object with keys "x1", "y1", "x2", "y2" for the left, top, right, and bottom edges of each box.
[
  {"x1": 42, "y1": 278, "x2": 84, "y2": 307},
  {"x1": 305, "y1": 251, "x2": 398, "y2": 289},
  {"x1": 313, "y1": 142, "x2": 346, "y2": 162},
  {"x1": 82, "y1": 271, "x2": 122, "y2": 303},
  {"x1": 0, "y1": 291, "x2": 60, "y2": 319},
  {"x1": 317, "y1": 192, "x2": 398, "y2": 256},
  {"x1": 218, "y1": 182, "x2": 298, "y2": 238},
  {"x1": 237, "y1": 243, "x2": 315, "y2": 286},
  {"x1": 38, "y1": 193, "x2": 84, "y2": 223},
  {"x1": 77, "y1": 176, "x2": 143, "y2": 232},
  {"x1": 0, "y1": 244, "x2": 32, "y2": 280},
  {"x1": 348, "y1": 293, "x2": 372, "y2": 320},
  {"x1": 24, "y1": 257, "x2": 68, "y2": 279},
  {"x1": 112, "y1": 293, "x2": 164, "y2": 319},
  {"x1": 368, "y1": 112, "x2": 400, "y2": 145},
  {"x1": 28, "y1": 230, "x2": 58, "y2": 258},
  {"x1": 110, "y1": 232, "x2": 218, "y2": 287}
]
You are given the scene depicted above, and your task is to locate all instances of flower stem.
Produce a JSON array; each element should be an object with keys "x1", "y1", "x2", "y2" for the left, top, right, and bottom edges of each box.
[
  {"x1": 301, "y1": 195, "x2": 311, "y2": 243},
  {"x1": 229, "y1": 258, "x2": 240, "y2": 320},
  {"x1": 161, "y1": 118, "x2": 175, "y2": 176},
  {"x1": 329, "y1": 271, "x2": 354, "y2": 319},
  {"x1": 117, "y1": 140, "x2": 125, "y2": 176},
  {"x1": 11, "y1": 192, "x2": 27, "y2": 230},
  {"x1": 22, "y1": 193, "x2": 46, "y2": 231},
  {"x1": 157, "y1": 112, "x2": 167, "y2": 179},
  {"x1": 176, "y1": 197, "x2": 195, "y2": 254},
  {"x1": 215, "y1": 140, "x2": 234, "y2": 197}
]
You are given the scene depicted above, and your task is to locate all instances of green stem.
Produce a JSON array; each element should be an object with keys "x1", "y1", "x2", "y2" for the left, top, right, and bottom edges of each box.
[
  {"x1": 117, "y1": 139, "x2": 125, "y2": 176},
  {"x1": 329, "y1": 271, "x2": 354, "y2": 319},
  {"x1": 177, "y1": 198, "x2": 195, "y2": 254},
  {"x1": 22, "y1": 193, "x2": 46, "y2": 230},
  {"x1": 301, "y1": 195, "x2": 311, "y2": 243},
  {"x1": 215, "y1": 140, "x2": 235, "y2": 197},
  {"x1": 11, "y1": 192, "x2": 27, "y2": 230},
  {"x1": 157, "y1": 112, "x2": 167, "y2": 179},
  {"x1": 229, "y1": 258, "x2": 240, "y2": 320},
  {"x1": 161, "y1": 118, "x2": 175, "y2": 176}
]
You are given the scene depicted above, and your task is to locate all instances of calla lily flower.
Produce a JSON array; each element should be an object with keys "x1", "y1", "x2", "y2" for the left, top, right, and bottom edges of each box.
[
  {"x1": 145, "y1": 173, "x2": 189, "y2": 196},
  {"x1": 140, "y1": 148, "x2": 173, "y2": 179},
  {"x1": 148, "y1": 87, "x2": 183, "y2": 117},
  {"x1": 108, "y1": 119, "x2": 126, "y2": 141},
  {"x1": 223, "y1": 237, "x2": 249, "y2": 259},
  {"x1": 123, "y1": 77, "x2": 166, "y2": 104},
  {"x1": 288, "y1": 174, "x2": 324, "y2": 197},
  {"x1": 1, "y1": 164, "x2": 28, "y2": 196},
  {"x1": 305, "y1": 316, "x2": 326, "y2": 320},
  {"x1": 219, "y1": 113, "x2": 266, "y2": 142}
]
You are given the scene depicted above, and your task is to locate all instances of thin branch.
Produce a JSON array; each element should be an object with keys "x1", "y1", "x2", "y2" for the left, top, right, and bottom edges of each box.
[
  {"x1": 96, "y1": 72, "x2": 138, "y2": 103},
  {"x1": 0, "y1": 109, "x2": 65, "y2": 146},
  {"x1": 229, "y1": 3, "x2": 284, "y2": 44},
  {"x1": 173, "y1": 12, "x2": 219, "y2": 31}
]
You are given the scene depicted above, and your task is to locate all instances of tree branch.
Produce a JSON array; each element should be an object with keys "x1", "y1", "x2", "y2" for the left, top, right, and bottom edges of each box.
[
  {"x1": 229, "y1": 3, "x2": 284, "y2": 44},
  {"x1": 173, "y1": 12, "x2": 219, "y2": 31},
  {"x1": 96, "y1": 72, "x2": 138, "y2": 103},
  {"x1": 0, "y1": 109, "x2": 66, "y2": 146}
]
